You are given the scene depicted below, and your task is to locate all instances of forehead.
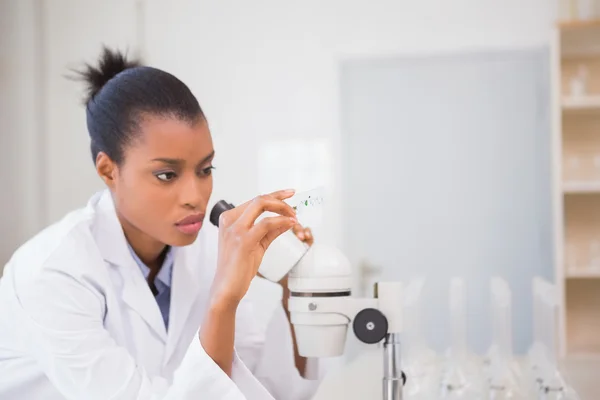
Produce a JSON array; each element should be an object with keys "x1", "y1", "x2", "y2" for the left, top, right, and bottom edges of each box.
[{"x1": 130, "y1": 114, "x2": 213, "y2": 159}]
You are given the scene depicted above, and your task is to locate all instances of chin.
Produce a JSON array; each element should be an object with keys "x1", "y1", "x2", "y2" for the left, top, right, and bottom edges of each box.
[{"x1": 168, "y1": 232, "x2": 200, "y2": 247}]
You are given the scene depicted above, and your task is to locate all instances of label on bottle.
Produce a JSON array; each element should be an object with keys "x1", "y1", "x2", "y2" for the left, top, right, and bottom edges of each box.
[{"x1": 286, "y1": 186, "x2": 325, "y2": 217}]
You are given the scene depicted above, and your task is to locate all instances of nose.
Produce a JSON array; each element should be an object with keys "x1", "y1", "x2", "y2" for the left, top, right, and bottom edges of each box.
[{"x1": 180, "y1": 176, "x2": 205, "y2": 210}]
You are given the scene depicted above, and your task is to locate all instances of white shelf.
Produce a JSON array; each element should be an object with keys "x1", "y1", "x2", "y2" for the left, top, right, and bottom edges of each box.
[
  {"x1": 563, "y1": 181, "x2": 600, "y2": 193},
  {"x1": 566, "y1": 269, "x2": 600, "y2": 278},
  {"x1": 562, "y1": 96, "x2": 600, "y2": 112}
]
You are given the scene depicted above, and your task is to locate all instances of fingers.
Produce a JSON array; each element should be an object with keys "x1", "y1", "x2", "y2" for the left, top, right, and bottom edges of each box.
[
  {"x1": 267, "y1": 189, "x2": 297, "y2": 201},
  {"x1": 218, "y1": 190, "x2": 295, "y2": 228},
  {"x1": 248, "y1": 215, "x2": 297, "y2": 248},
  {"x1": 237, "y1": 195, "x2": 296, "y2": 229},
  {"x1": 292, "y1": 224, "x2": 305, "y2": 239},
  {"x1": 292, "y1": 224, "x2": 314, "y2": 245},
  {"x1": 303, "y1": 227, "x2": 314, "y2": 246}
]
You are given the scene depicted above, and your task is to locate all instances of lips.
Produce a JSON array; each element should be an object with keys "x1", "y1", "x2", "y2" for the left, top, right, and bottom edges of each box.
[
  {"x1": 175, "y1": 213, "x2": 205, "y2": 235},
  {"x1": 176, "y1": 213, "x2": 205, "y2": 226}
]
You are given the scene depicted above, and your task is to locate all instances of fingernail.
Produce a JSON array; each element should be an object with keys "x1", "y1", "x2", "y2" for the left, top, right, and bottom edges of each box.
[
  {"x1": 298, "y1": 232, "x2": 305, "y2": 239},
  {"x1": 285, "y1": 189, "x2": 296, "y2": 194},
  {"x1": 290, "y1": 217, "x2": 298, "y2": 224}
]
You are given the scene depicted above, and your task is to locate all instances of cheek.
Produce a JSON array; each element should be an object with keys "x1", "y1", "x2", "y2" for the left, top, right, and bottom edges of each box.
[
  {"x1": 115, "y1": 173, "x2": 171, "y2": 219},
  {"x1": 201, "y1": 175, "x2": 214, "y2": 205},
  {"x1": 204, "y1": 175, "x2": 214, "y2": 196}
]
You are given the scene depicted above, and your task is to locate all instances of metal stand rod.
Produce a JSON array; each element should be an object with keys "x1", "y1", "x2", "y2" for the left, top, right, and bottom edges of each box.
[{"x1": 383, "y1": 333, "x2": 403, "y2": 400}]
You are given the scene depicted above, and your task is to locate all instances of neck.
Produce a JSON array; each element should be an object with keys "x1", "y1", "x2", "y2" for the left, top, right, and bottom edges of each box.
[{"x1": 117, "y1": 215, "x2": 166, "y2": 270}]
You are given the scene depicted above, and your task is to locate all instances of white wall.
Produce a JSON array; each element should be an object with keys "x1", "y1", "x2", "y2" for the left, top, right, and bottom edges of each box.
[
  {"x1": 41, "y1": 0, "x2": 140, "y2": 224},
  {"x1": 0, "y1": 0, "x2": 18, "y2": 267},
  {"x1": 3, "y1": 1, "x2": 556, "y2": 262},
  {"x1": 143, "y1": 0, "x2": 556, "y2": 248},
  {"x1": 0, "y1": 0, "x2": 42, "y2": 268}
]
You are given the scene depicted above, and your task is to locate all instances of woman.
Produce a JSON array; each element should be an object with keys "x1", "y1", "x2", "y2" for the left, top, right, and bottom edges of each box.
[{"x1": 0, "y1": 48, "x2": 319, "y2": 399}]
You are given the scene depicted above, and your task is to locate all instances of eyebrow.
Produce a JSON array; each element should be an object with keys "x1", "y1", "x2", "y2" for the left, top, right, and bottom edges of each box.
[{"x1": 151, "y1": 151, "x2": 215, "y2": 166}]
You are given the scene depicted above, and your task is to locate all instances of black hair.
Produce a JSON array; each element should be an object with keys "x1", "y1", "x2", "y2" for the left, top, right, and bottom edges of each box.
[{"x1": 74, "y1": 47, "x2": 205, "y2": 164}]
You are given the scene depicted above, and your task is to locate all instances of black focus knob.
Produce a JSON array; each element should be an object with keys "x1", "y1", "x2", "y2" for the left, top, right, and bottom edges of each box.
[
  {"x1": 210, "y1": 200, "x2": 235, "y2": 227},
  {"x1": 353, "y1": 308, "x2": 388, "y2": 344}
]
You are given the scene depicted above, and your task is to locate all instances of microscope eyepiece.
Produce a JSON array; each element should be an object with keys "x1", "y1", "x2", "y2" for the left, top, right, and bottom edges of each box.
[{"x1": 210, "y1": 200, "x2": 235, "y2": 227}]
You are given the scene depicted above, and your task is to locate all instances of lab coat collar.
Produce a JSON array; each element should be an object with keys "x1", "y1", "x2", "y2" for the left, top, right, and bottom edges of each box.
[
  {"x1": 93, "y1": 190, "x2": 208, "y2": 364},
  {"x1": 93, "y1": 190, "x2": 169, "y2": 343}
]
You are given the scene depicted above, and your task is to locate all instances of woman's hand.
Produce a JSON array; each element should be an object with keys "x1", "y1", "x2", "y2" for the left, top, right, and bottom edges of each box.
[
  {"x1": 201, "y1": 190, "x2": 297, "y2": 376},
  {"x1": 210, "y1": 190, "x2": 298, "y2": 308}
]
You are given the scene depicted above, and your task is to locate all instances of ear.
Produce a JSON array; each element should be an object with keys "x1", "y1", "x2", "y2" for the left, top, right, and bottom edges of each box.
[{"x1": 95, "y1": 152, "x2": 118, "y2": 189}]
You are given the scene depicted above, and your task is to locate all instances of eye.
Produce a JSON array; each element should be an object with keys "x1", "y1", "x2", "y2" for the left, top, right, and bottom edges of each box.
[
  {"x1": 199, "y1": 166, "x2": 215, "y2": 177},
  {"x1": 155, "y1": 171, "x2": 177, "y2": 182}
]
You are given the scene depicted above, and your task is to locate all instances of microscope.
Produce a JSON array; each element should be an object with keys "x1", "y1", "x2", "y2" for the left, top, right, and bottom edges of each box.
[{"x1": 211, "y1": 200, "x2": 406, "y2": 400}]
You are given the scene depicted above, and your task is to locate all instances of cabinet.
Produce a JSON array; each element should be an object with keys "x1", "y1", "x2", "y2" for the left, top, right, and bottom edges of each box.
[{"x1": 553, "y1": 19, "x2": 600, "y2": 356}]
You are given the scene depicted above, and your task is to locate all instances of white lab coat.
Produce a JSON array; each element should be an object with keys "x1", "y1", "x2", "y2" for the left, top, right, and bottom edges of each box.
[{"x1": 0, "y1": 190, "x2": 319, "y2": 400}]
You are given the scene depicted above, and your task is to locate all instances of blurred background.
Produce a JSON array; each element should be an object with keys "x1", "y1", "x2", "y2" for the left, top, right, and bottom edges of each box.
[{"x1": 2, "y1": 0, "x2": 600, "y2": 385}]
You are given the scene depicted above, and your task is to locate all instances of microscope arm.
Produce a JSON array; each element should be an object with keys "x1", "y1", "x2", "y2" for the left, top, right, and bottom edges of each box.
[
  {"x1": 288, "y1": 296, "x2": 379, "y2": 321},
  {"x1": 288, "y1": 283, "x2": 406, "y2": 400}
]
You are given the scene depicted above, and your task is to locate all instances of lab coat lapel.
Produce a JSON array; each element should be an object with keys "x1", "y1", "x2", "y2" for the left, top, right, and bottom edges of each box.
[
  {"x1": 93, "y1": 190, "x2": 168, "y2": 344},
  {"x1": 165, "y1": 228, "x2": 212, "y2": 363}
]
